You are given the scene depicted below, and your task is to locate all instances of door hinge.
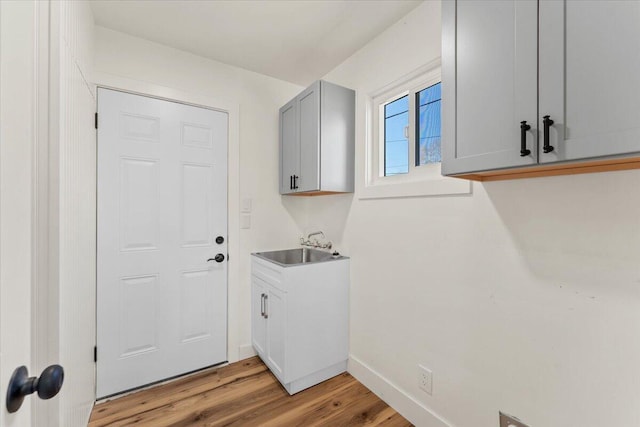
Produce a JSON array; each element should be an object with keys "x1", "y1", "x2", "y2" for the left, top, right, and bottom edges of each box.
[
  {"x1": 94, "y1": 346, "x2": 97, "y2": 363},
  {"x1": 94, "y1": 112, "x2": 98, "y2": 129}
]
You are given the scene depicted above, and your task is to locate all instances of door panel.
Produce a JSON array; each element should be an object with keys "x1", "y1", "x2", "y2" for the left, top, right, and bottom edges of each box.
[
  {"x1": 539, "y1": 0, "x2": 640, "y2": 163},
  {"x1": 119, "y1": 274, "x2": 159, "y2": 357},
  {"x1": 298, "y1": 82, "x2": 320, "y2": 192},
  {"x1": 97, "y1": 88, "x2": 228, "y2": 398},
  {"x1": 181, "y1": 163, "x2": 213, "y2": 247},
  {"x1": 179, "y1": 269, "x2": 213, "y2": 342},
  {"x1": 280, "y1": 99, "x2": 298, "y2": 194},
  {"x1": 442, "y1": 0, "x2": 537, "y2": 175},
  {"x1": 119, "y1": 158, "x2": 160, "y2": 251}
]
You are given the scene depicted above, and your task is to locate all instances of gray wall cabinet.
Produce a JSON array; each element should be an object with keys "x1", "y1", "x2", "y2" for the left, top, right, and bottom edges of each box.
[
  {"x1": 279, "y1": 80, "x2": 355, "y2": 195},
  {"x1": 442, "y1": 0, "x2": 640, "y2": 180}
]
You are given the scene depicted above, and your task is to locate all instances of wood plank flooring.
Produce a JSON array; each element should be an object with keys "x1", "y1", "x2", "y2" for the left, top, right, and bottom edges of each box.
[{"x1": 89, "y1": 357, "x2": 413, "y2": 427}]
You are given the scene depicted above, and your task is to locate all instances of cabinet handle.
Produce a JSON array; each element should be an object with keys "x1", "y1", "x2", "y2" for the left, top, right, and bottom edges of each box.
[
  {"x1": 263, "y1": 294, "x2": 268, "y2": 319},
  {"x1": 543, "y1": 115, "x2": 555, "y2": 153},
  {"x1": 260, "y1": 293, "x2": 265, "y2": 317},
  {"x1": 293, "y1": 175, "x2": 298, "y2": 190},
  {"x1": 520, "y1": 121, "x2": 531, "y2": 157},
  {"x1": 289, "y1": 175, "x2": 293, "y2": 190}
]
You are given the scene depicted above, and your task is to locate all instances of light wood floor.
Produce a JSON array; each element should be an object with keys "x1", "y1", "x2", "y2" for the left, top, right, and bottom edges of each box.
[{"x1": 89, "y1": 357, "x2": 412, "y2": 427}]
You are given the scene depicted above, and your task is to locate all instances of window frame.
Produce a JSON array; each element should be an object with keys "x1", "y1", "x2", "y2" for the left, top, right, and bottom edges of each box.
[
  {"x1": 361, "y1": 60, "x2": 471, "y2": 199},
  {"x1": 372, "y1": 65, "x2": 441, "y2": 183}
]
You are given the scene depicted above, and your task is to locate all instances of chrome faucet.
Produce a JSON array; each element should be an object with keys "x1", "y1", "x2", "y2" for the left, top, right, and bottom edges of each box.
[
  {"x1": 300, "y1": 231, "x2": 332, "y2": 250},
  {"x1": 307, "y1": 231, "x2": 325, "y2": 240}
]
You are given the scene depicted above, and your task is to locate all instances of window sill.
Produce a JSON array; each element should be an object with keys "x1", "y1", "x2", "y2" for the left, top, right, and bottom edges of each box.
[{"x1": 358, "y1": 174, "x2": 472, "y2": 200}]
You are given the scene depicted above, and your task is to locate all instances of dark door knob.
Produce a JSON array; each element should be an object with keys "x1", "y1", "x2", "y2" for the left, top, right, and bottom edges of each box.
[
  {"x1": 207, "y1": 253, "x2": 225, "y2": 263},
  {"x1": 6, "y1": 365, "x2": 64, "y2": 413},
  {"x1": 215, "y1": 236, "x2": 224, "y2": 244}
]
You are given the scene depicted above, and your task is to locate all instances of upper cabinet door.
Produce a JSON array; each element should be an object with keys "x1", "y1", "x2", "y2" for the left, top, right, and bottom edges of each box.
[
  {"x1": 539, "y1": 1, "x2": 640, "y2": 164},
  {"x1": 297, "y1": 81, "x2": 321, "y2": 192},
  {"x1": 442, "y1": 0, "x2": 538, "y2": 175},
  {"x1": 280, "y1": 98, "x2": 298, "y2": 194}
]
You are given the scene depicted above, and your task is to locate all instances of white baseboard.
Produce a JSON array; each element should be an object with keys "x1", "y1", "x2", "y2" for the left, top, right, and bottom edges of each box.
[
  {"x1": 348, "y1": 355, "x2": 453, "y2": 427},
  {"x1": 237, "y1": 344, "x2": 257, "y2": 361}
]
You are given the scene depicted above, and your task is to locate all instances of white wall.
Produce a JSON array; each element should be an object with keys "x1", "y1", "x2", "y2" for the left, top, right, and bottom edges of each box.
[
  {"x1": 293, "y1": 1, "x2": 640, "y2": 426},
  {"x1": 92, "y1": 26, "x2": 306, "y2": 364},
  {"x1": 90, "y1": 3, "x2": 640, "y2": 426}
]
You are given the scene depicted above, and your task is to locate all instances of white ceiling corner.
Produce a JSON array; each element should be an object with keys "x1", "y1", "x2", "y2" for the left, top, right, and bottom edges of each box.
[{"x1": 90, "y1": 0, "x2": 424, "y2": 86}]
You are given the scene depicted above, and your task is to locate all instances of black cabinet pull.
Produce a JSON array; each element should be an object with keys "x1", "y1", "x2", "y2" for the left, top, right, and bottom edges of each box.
[
  {"x1": 289, "y1": 175, "x2": 293, "y2": 190},
  {"x1": 293, "y1": 175, "x2": 299, "y2": 189},
  {"x1": 543, "y1": 115, "x2": 555, "y2": 153},
  {"x1": 520, "y1": 121, "x2": 531, "y2": 157}
]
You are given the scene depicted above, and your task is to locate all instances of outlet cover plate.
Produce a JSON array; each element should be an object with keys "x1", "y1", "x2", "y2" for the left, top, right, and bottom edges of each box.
[
  {"x1": 499, "y1": 412, "x2": 530, "y2": 427},
  {"x1": 418, "y1": 365, "x2": 432, "y2": 395}
]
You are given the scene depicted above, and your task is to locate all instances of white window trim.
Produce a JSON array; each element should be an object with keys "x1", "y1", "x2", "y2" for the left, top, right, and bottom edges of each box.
[{"x1": 360, "y1": 59, "x2": 471, "y2": 200}]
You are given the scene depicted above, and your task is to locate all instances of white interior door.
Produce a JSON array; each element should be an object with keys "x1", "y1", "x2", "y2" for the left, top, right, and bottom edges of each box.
[
  {"x1": 1, "y1": 1, "x2": 36, "y2": 424},
  {"x1": 97, "y1": 88, "x2": 228, "y2": 398}
]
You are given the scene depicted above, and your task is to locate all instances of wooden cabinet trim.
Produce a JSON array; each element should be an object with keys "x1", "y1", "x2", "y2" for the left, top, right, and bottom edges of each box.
[{"x1": 452, "y1": 155, "x2": 640, "y2": 182}]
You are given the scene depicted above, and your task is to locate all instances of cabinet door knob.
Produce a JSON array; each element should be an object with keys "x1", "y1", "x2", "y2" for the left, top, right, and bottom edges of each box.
[
  {"x1": 543, "y1": 115, "x2": 555, "y2": 153},
  {"x1": 520, "y1": 121, "x2": 531, "y2": 157}
]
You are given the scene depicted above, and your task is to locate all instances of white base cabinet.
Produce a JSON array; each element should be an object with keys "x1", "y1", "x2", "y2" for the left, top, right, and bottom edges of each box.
[{"x1": 251, "y1": 254, "x2": 349, "y2": 394}]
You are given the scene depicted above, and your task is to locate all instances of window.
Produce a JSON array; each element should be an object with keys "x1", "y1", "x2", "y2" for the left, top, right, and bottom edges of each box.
[
  {"x1": 363, "y1": 61, "x2": 470, "y2": 199},
  {"x1": 382, "y1": 82, "x2": 441, "y2": 177},
  {"x1": 416, "y1": 82, "x2": 442, "y2": 166},
  {"x1": 384, "y1": 95, "x2": 410, "y2": 175}
]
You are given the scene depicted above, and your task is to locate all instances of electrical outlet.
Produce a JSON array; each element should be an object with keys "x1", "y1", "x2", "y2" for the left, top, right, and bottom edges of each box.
[
  {"x1": 499, "y1": 412, "x2": 530, "y2": 427},
  {"x1": 418, "y1": 365, "x2": 432, "y2": 395}
]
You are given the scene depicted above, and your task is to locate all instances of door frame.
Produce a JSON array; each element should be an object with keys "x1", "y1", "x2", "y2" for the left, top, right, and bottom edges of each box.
[{"x1": 93, "y1": 72, "x2": 241, "y2": 392}]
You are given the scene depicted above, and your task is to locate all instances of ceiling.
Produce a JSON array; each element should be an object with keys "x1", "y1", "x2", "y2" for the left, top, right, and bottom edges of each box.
[{"x1": 90, "y1": 0, "x2": 423, "y2": 86}]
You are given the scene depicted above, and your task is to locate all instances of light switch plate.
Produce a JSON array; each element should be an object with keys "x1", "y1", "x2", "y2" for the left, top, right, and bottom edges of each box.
[
  {"x1": 241, "y1": 198, "x2": 252, "y2": 213},
  {"x1": 240, "y1": 214, "x2": 251, "y2": 229},
  {"x1": 499, "y1": 412, "x2": 530, "y2": 427}
]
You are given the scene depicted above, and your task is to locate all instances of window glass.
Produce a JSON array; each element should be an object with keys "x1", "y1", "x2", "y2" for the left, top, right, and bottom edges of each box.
[
  {"x1": 384, "y1": 95, "x2": 409, "y2": 176},
  {"x1": 416, "y1": 82, "x2": 442, "y2": 165}
]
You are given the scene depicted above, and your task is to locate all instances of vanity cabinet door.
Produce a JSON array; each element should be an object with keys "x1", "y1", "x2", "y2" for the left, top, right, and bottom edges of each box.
[
  {"x1": 265, "y1": 286, "x2": 286, "y2": 380},
  {"x1": 251, "y1": 276, "x2": 267, "y2": 356},
  {"x1": 279, "y1": 98, "x2": 298, "y2": 194},
  {"x1": 539, "y1": 1, "x2": 640, "y2": 164},
  {"x1": 442, "y1": 0, "x2": 538, "y2": 175}
]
